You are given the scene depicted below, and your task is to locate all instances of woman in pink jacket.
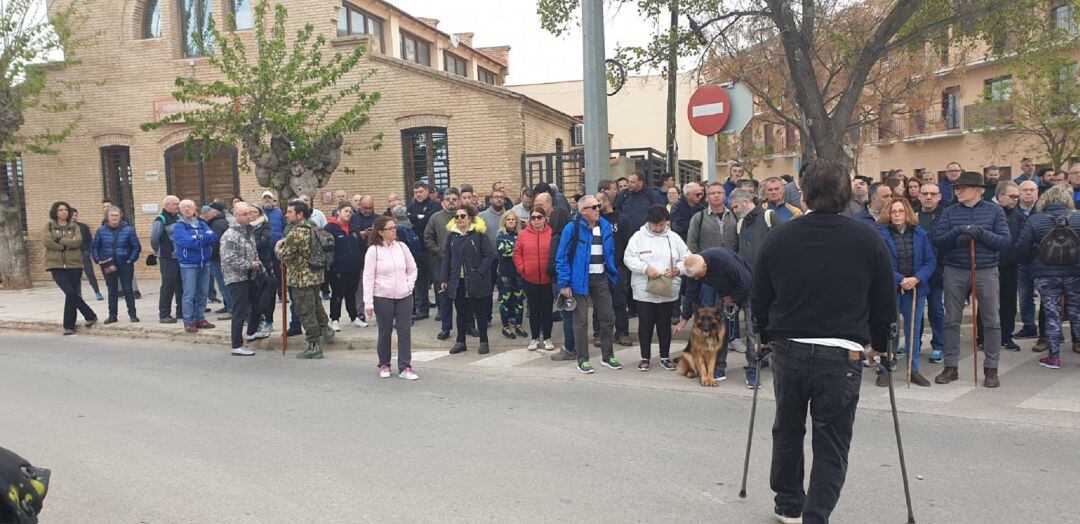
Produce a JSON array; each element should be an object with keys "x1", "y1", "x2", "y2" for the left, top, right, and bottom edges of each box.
[{"x1": 364, "y1": 216, "x2": 419, "y2": 380}]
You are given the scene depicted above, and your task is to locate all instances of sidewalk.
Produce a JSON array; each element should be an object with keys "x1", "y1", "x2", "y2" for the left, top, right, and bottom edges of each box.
[{"x1": 0, "y1": 278, "x2": 659, "y2": 352}]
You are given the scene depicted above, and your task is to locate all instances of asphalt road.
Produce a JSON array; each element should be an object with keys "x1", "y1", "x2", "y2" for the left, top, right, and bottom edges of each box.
[{"x1": 0, "y1": 333, "x2": 1073, "y2": 523}]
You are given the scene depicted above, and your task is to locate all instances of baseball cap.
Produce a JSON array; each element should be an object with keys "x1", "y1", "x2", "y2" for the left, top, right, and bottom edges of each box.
[
  {"x1": 261, "y1": 190, "x2": 275, "y2": 198},
  {"x1": 208, "y1": 202, "x2": 227, "y2": 213}
]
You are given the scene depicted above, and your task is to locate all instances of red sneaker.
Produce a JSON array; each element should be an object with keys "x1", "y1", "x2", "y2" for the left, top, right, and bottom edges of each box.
[
  {"x1": 1038, "y1": 356, "x2": 1062, "y2": 369},
  {"x1": 195, "y1": 320, "x2": 215, "y2": 329},
  {"x1": 184, "y1": 323, "x2": 198, "y2": 334}
]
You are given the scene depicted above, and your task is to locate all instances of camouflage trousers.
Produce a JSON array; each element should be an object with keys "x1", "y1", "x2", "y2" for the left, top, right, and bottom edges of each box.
[{"x1": 292, "y1": 285, "x2": 328, "y2": 343}]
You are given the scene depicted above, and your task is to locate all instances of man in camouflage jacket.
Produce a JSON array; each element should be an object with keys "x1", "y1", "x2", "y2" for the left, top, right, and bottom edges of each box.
[{"x1": 275, "y1": 199, "x2": 330, "y2": 358}]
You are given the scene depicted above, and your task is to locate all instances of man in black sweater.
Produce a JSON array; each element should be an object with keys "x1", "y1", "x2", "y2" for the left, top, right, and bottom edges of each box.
[{"x1": 751, "y1": 159, "x2": 896, "y2": 524}]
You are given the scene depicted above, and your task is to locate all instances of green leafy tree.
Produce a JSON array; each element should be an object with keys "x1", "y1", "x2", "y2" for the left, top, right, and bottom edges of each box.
[
  {"x1": 968, "y1": 38, "x2": 1080, "y2": 173},
  {"x1": 1, "y1": 0, "x2": 89, "y2": 289},
  {"x1": 539, "y1": 0, "x2": 1049, "y2": 170},
  {"x1": 142, "y1": 0, "x2": 382, "y2": 201}
]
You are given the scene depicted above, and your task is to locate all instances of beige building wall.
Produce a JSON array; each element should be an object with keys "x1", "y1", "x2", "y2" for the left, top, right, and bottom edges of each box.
[
  {"x1": 16, "y1": 0, "x2": 574, "y2": 281},
  {"x1": 509, "y1": 73, "x2": 712, "y2": 173}
]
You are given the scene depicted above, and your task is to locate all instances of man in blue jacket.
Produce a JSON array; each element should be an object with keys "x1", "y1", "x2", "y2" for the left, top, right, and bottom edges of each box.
[
  {"x1": 932, "y1": 171, "x2": 1012, "y2": 388},
  {"x1": 174, "y1": 199, "x2": 220, "y2": 334},
  {"x1": 555, "y1": 195, "x2": 620, "y2": 374},
  {"x1": 93, "y1": 206, "x2": 142, "y2": 323}
]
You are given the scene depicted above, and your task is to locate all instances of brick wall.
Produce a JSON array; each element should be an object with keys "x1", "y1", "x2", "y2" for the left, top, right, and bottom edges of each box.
[{"x1": 19, "y1": 0, "x2": 573, "y2": 281}]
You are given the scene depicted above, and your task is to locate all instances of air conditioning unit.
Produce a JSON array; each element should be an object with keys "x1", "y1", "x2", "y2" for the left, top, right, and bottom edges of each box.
[{"x1": 572, "y1": 123, "x2": 584, "y2": 146}]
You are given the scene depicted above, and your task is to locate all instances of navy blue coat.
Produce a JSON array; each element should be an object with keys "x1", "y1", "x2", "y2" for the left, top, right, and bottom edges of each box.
[
  {"x1": 615, "y1": 188, "x2": 666, "y2": 230},
  {"x1": 92, "y1": 223, "x2": 142, "y2": 266},
  {"x1": 875, "y1": 224, "x2": 936, "y2": 295},
  {"x1": 324, "y1": 220, "x2": 365, "y2": 274},
  {"x1": 407, "y1": 197, "x2": 442, "y2": 236},
  {"x1": 1012, "y1": 203, "x2": 1080, "y2": 279},
  {"x1": 931, "y1": 199, "x2": 1011, "y2": 269},
  {"x1": 669, "y1": 197, "x2": 705, "y2": 239}
]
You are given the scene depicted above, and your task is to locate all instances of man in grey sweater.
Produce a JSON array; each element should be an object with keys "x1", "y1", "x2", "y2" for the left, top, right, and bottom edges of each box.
[{"x1": 478, "y1": 188, "x2": 507, "y2": 246}]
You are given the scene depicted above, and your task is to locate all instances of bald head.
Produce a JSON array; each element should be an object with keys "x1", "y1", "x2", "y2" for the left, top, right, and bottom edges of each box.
[
  {"x1": 534, "y1": 193, "x2": 553, "y2": 212},
  {"x1": 232, "y1": 202, "x2": 254, "y2": 225},
  {"x1": 684, "y1": 254, "x2": 706, "y2": 278}
]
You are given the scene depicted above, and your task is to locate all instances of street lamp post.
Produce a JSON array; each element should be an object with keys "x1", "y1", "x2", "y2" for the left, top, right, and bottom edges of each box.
[{"x1": 582, "y1": 0, "x2": 610, "y2": 196}]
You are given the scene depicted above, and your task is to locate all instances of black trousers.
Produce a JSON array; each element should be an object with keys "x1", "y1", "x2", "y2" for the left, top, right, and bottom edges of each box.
[
  {"x1": 81, "y1": 251, "x2": 100, "y2": 294},
  {"x1": 248, "y1": 275, "x2": 276, "y2": 334},
  {"x1": 328, "y1": 271, "x2": 360, "y2": 321},
  {"x1": 455, "y1": 281, "x2": 489, "y2": 343},
  {"x1": 522, "y1": 280, "x2": 553, "y2": 340},
  {"x1": 158, "y1": 257, "x2": 183, "y2": 318},
  {"x1": 770, "y1": 340, "x2": 862, "y2": 524},
  {"x1": 50, "y1": 268, "x2": 96, "y2": 330},
  {"x1": 999, "y1": 264, "x2": 1018, "y2": 344},
  {"x1": 227, "y1": 281, "x2": 253, "y2": 349},
  {"x1": 637, "y1": 300, "x2": 675, "y2": 359},
  {"x1": 103, "y1": 263, "x2": 136, "y2": 318}
]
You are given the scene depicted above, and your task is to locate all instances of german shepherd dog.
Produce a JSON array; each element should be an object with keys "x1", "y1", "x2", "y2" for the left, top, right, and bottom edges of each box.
[{"x1": 676, "y1": 307, "x2": 727, "y2": 387}]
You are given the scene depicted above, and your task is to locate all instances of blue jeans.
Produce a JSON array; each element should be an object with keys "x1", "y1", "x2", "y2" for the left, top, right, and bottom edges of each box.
[
  {"x1": 1018, "y1": 263, "x2": 1036, "y2": 330},
  {"x1": 1034, "y1": 276, "x2": 1080, "y2": 359},
  {"x1": 922, "y1": 280, "x2": 945, "y2": 353},
  {"x1": 180, "y1": 266, "x2": 211, "y2": 324},
  {"x1": 898, "y1": 290, "x2": 926, "y2": 372},
  {"x1": 210, "y1": 261, "x2": 233, "y2": 313}
]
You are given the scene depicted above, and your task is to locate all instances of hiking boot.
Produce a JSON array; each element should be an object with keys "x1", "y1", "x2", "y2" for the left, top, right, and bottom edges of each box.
[
  {"x1": 935, "y1": 366, "x2": 959, "y2": 384},
  {"x1": 159, "y1": 316, "x2": 177, "y2": 324},
  {"x1": 184, "y1": 323, "x2": 198, "y2": 334},
  {"x1": 577, "y1": 361, "x2": 595, "y2": 374},
  {"x1": 1033, "y1": 339, "x2": 1049, "y2": 352},
  {"x1": 615, "y1": 334, "x2": 634, "y2": 346},
  {"x1": 1014, "y1": 326, "x2": 1038, "y2": 339},
  {"x1": 550, "y1": 349, "x2": 576, "y2": 361},
  {"x1": 479, "y1": 342, "x2": 490, "y2": 355},
  {"x1": 929, "y1": 349, "x2": 944, "y2": 363},
  {"x1": 103, "y1": 317, "x2": 118, "y2": 325},
  {"x1": 502, "y1": 326, "x2": 516, "y2": 339},
  {"x1": 527, "y1": 339, "x2": 540, "y2": 351},
  {"x1": 659, "y1": 358, "x2": 676, "y2": 371},
  {"x1": 637, "y1": 359, "x2": 650, "y2": 371},
  {"x1": 295, "y1": 344, "x2": 313, "y2": 359},
  {"x1": 297, "y1": 342, "x2": 323, "y2": 359},
  {"x1": 195, "y1": 320, "x2": 215, "y2": 329},
  {"x1": 449, "y1": 342, "x2": 467, "y2": 355},
  {"x1": 876, "y1": 371, "x2": 890, "y2": 387},
  {"x1": 1002, "y1": 340, "x2": 1021, "y2": 351},
  {"x1": 601, "y1": 357, "x2": 622, "y2": 369},
  {"x1": 515, "y1": 325, "x2": 528, "y2": 338},
  {"x1": 437, "y1": 330, "x2": 451, "y2": 340},
  {"x1": 910, "y1": 372, "x2": 931, "y2": 387},
  {"x1": 1038, "y1": 356, "x2": 1062, "y2": 369},
  {"x1": 983, "y1": 367, "x2": 999, "y2": 388}
]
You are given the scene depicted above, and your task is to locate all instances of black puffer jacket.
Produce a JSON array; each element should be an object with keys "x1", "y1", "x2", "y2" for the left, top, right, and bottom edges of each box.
[
  {"x1": 207, "y1": 214, "x2": 230, "y2": 261},
  {"x1": 251, "y1": 217, "x2": 275, "y2": 270},
  {"x1": 440, "y1": 218, "x2": 497, "y2": 298},
  {"x1": 324, "y1": 219, "x2": 365, "y2": 274}
]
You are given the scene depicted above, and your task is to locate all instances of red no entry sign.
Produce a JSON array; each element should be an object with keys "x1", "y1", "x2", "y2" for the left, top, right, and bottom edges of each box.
[{"x1": 687, "y1": 85, "x2": 731, "y2": 136}]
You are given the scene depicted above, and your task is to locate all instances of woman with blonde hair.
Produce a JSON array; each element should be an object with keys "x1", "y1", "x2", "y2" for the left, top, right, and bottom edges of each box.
[
  {"x1": 496, "y1": 211, "x2": 527, "y2": 339},
  {"x1": 875, "y1": 197, "x2": 936, "y2": 386}
]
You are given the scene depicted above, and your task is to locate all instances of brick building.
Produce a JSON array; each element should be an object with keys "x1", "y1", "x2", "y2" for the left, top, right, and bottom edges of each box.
[{"x1": 14, "y1": 0, "x2": 577, "y2": 280}]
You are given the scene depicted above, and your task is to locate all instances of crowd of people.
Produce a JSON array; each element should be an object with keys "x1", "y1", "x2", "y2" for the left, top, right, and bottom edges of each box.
[{"x1": 40, "y1": 156, "x2": 1080, "y2": 386}]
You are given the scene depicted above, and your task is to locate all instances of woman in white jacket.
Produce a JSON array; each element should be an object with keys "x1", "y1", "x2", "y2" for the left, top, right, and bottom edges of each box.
[
  {"x1": 624, "y1": 205, "x2": 689, "y2": 372},
  {"x1": 364, "y1": 216, "x2": 419, "y2": 380}
]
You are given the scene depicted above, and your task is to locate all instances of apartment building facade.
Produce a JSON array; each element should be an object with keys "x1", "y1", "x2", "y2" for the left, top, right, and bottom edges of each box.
[{"x1": 11, "y1": 0, "x2": 577, "y2": 280}]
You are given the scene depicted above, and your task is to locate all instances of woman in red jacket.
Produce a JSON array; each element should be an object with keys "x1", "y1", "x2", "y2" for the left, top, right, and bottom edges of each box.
[{"x1": 513, "y1": 207, "x2": 555, "y2": 350}]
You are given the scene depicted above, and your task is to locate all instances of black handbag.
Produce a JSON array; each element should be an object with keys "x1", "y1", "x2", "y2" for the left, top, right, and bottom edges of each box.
[{"x1": 146, "y1": 254, "x2": 158, "y2": 266}]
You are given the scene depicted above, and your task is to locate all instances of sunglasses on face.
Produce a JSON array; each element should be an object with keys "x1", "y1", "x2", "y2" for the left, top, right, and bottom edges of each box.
[
  {"x1": 581, "y1": 204, "x2": 601, "y2": 211},
  {"x1": 530, "y1": 215, "x2": 544, "y2": 220},
  {"x1": 455, "y1": 213, "x2": 469, "y2": 219}
]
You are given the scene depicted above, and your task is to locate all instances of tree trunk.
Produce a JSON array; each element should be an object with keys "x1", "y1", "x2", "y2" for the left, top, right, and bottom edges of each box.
[
  {"x1": 247, "y1": 133, "x2": 344, "y2": 201},
  {"x1": 0, "y1": 194, "x2": 32, "y2": 289}
]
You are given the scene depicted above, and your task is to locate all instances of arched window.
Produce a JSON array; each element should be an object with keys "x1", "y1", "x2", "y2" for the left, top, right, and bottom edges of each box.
[{"x1": 143, "y1": 0, "x2": 162, "y2": 39}]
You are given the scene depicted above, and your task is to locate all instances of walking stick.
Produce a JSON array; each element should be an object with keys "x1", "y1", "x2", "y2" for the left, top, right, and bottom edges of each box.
[
  {"x1": 908, "y1": 287, "x2": 917, "y2": 387},
  {"x1": 281, "y1": 265, "x2": 288, "y2": 355},
  {"x1": 885, "y1": 323, "x2": 917, "y2": 523},
  {"x1": 969, "y1": 240, "x2": 978, "y2": 386},
  {"x1": 738, "y1": 340, "x2": 763, "y2": 499}
]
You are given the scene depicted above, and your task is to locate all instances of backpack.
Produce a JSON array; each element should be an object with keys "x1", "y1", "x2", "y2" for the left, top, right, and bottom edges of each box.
[
  {"x1": 397, "y1": 226, "x2": 422, "y2": 259},
  {"x1": 736, "y1": 209, "x2": 774, "y2": 235},
  {"x1": 547, "y1": 220, "x2": 580, "y2": 279},
  {"x1": 308, "y1": 226, "x2": 336, "y2": 270},
  {"x1": 1038, "y1": 213, "x2": 1080, "y2": 266}
]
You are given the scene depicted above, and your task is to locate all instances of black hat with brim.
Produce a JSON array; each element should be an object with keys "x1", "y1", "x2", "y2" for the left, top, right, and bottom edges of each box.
[{"x1": 952, "y1": 171, "x2": 987, "y2": 188}]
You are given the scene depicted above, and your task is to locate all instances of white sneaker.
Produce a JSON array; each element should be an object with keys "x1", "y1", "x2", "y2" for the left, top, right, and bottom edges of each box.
[
  {"x1": 527, "y1": 339, "x2": 540, "y2": 351},
  {"x1": 398, "y1": 367, "x2": 419, "y2": 380},
  {"x1": 378, "y1": 365, "x2": 392, "y2": 378},
  {"x1": 352, "y1": 318, "x2": 368, "y2": 328},
  {"x1": 330, "y1": 320, "x2": 341, "y2": 331},
  {"x1": 231, "y1": 346, "x2": 255, "y2": 356},
  {"x1": 729, "y1": 338, "x2": 746, "y2": 353},
  {"x1": 543, "y1": 339, "x2": 555, "y2": 350}
]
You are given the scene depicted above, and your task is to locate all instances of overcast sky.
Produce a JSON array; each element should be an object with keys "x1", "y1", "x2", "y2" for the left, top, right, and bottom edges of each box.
[{"x1": 389, "y1": 0, "x2": 665, "y2": 85}]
